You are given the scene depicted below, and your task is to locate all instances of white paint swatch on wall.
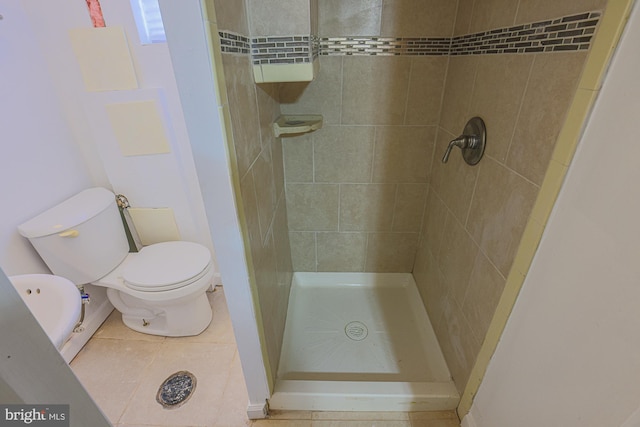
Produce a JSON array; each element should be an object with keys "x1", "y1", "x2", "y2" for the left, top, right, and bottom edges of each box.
[
  {"x1": 68, "y1": 26, "x2": 138, "y2": 92},
  {"x1": 105, "y1": 100, "x2": 171, "y2": 156},
  {"x1": 128, "y1": 207, "x2": 181, "y2": 246}
]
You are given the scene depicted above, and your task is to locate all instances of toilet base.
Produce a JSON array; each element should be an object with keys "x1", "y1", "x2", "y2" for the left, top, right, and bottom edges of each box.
[{"x1": 107, "y1": 288, "x2": 213, "y2": 337}]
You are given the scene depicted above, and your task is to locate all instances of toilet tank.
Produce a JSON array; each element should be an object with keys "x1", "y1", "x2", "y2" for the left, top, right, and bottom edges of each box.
[{"x1": 18, "y1": 188, "x2": 129, "y2": 285}]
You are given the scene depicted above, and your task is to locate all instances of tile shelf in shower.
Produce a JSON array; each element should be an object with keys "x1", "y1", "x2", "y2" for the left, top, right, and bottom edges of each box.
[{"x1": 272, "y1": 115, "x2": 323, "y2": 137}]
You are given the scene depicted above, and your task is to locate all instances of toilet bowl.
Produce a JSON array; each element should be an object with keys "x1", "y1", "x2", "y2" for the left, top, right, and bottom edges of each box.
[
  {"x1": 17, "y1": 187, "x2": 213, "y2": 337},
  {"x1": 97, "y1": 241, "x2": 214, "y2": 336}
]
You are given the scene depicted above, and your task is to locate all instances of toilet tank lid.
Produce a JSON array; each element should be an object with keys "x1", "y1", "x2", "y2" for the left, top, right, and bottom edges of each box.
[{"x1": 18, "y1": 187, "x2": 116, "y2": 239}]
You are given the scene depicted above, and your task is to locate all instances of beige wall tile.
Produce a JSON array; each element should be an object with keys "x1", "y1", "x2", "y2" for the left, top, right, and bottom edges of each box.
[
  {"x1": 413, "y1": 244, "x2": 448, "y2": 330},
  {"x1": 462, "y1": 252, "x2": 506, "y2": 342},
  {"x1": 405, "y1": 57, "x2": 449, "y2": 126},
  {"x1": 466, "y1": 157, "x2": 539, "y2": 277},
  {"x1": 430, "y1": 129, "x2": 480, "y2": 224},
  {"x1": 255, "y1": 234, "x2": 279, "y2": 353},
  {"x1": 393, "y1": 184, "x2": 428, "y2": 232},
  {"x1": 273, "y1": 138, "x2": 286, "y2": 198},
  {"x1": 222, "y1": 54, "x2": 262, "y2": 178},
  {"x1": 240, "y1": 171, "x2": 264, "y2": 265},
  {"x1": 253, "y1": 148, "x2": 277, "y2": 240},
  {"x1": 280, "y1": 56, "x2": 343, "y2": 125},
  {"x1": 340, "y1": 184, "x2": 397, "y2": 231},
  {"x1": 507, "y1": 52, "x2": 587, "y2": 185},
  {"x1": 420, "y1": 189, "x2": 449, "y2": 257},
  {"x1": 453, "y1": 0, "x2": 475, "y2": 35},
  {"x1": 437, "y1": 214, "x2": 479, "y2": 305},
  {"x1": 247, "y1": 0, "x2": 312, "y2": 35},
  {"x1": 318, "y1": 0, "x2": 383, "y2": 36},
  {"x1": 381, "y1": 0, "x2": 457, "y2": 37},
  {"x1": 342, "y1": 57, "x2": 412, "y2": 125},
  {"x1": 314, "y1": 126, "x2": 375, "y2": 183},
  {"x1": 372, "y1": 126, "x2": 436, "y2": 183},
  {"x1": 469, "y1": 0, "x2": 519, "y2": 33},
  {"x1": 256, "y1": 82, "x2": 280, "y2": 147},
  {"x1": 286, "y1": 184, "x2": 339, "y2": 231},
  {"x1": 469, "y1": 54, "x2": 534, "y2": 163},
  {"x1": 273, "y1": 198, "x2": 294, "y2": 285},
  {"x1": 439, "y1": 55, "x2": 479, "y2": 135},
  {"x1": 435, "y1": 298, "x2": 482, "y2": 394},
  {"x1": 212, "y1": 0, "x2": 249, "y2": 33},
  {"x1": 316, "y1": 232, "x2": 367, "y2": 271},
  {"x1": 515, "y1": 0, "x2": 608, "y2": 24},
  {"x1": 289, "y1": 232, "x2": 316, "y2": 271},
  {"x1": 284, "y1": 135, "x2": 314, "y2": 182},
  {"x1": 365, "y1": 233, "x2": 419, "y2": 272}
]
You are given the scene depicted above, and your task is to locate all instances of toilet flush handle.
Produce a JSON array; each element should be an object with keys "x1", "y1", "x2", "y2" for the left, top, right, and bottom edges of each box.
[{"x1": 59, "y1": 230, "x2": 80, "y2": 238}]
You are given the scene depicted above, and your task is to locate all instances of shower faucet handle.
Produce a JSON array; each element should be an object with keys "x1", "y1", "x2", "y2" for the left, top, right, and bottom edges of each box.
[
  {"x1": 442, "y1": 135, "x2": 478, "y2": 163},
  {"x1": 441, "y1": 117, "x2": 487, "y2": 165}
]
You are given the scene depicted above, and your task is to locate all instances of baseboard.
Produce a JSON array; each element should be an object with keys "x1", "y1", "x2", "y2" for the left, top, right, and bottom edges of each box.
[
  {"x1": 60, "y1": 298, "x2": 113, "y2": 363},
  {"x1": 247, "y1": 402, "x2": 268, "y2": 419}
]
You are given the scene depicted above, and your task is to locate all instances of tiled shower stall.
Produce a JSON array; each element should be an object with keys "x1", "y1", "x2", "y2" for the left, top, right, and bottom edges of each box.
[{"x1": 210, "y1": 0, "x2": 607, "y2": 400}]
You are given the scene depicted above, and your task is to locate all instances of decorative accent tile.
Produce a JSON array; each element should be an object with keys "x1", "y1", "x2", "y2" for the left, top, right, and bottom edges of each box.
[
  {"x1": 320, "y1": 37, "x2": 451, "y2": 56},
  {"x1": 218, "y1": 31, "x2": 251, "y2": 54},
  {"x1": 219, "y1": 10, "x2": 601, "y2": 59},
  {"x1": 251, "y1": 35, "x2": 319, "y2": 65},
  {"x1": 449, "y1": 11, "x2": 601, "y2": 55}
]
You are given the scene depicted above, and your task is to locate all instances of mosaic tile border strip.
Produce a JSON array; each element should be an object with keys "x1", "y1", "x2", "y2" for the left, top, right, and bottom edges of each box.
[
  {"x1": 219, "y1": 31, "x2": 251, "y2": 54},
  {"x1": 251, "y1": 35, "x2": 320, "y2": 65},
  {"x1": 450, "y1": 11, "x2": 601, "y2": 55},
  {"x1": 321, "y1": 11, "x2": 600, "y2": 56},
  {"x1": 218, "y1": 10, "x2": 600, "y2": 59},
  {"x1": 320, "y1": 37, "x2": 451, "y2": 56}
]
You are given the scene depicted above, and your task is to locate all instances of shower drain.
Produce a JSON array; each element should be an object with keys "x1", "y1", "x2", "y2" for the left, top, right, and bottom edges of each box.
[{"x1": 345, "y1": 321, "x2": 368, "y2": 341}]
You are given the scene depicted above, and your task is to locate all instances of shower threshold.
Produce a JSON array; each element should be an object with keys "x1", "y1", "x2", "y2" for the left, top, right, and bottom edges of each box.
[{"x1": 269, "y1": 272, "x2": 459, "y2": 412}]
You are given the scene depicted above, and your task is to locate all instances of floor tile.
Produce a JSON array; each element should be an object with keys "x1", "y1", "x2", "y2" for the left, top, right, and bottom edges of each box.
[
  {"x1": 213, "y1": 351, "x2": 252, "y2": 427},
  {"x1": 70, "y1": 338, "x2": 163, "y2": 423},
  {"x1": 312, "y1": 412, "x2": 409, "y2": 421},
  {"x1": 118, "y1": 341, "x2": 236, "y2": 426},
  {"x1": 71, "y1": 285, "x2": 459, "y2": 427},
  {"x1": 311, "y1": 421, "x2": 411, "y2": 427},
  {"x1": 251, "y1": 421, "x2": 312, "y2": 426}
]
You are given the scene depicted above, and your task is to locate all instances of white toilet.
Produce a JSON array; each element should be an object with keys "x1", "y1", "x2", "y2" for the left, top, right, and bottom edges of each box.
[{"x1": 18, "y1": 187, "x2": 213, "y2": 337}]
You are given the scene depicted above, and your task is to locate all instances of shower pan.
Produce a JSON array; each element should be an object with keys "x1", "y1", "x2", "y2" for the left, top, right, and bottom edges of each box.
[{"x1": 269, "y1": 272, "x2": 459, "y2": 411}]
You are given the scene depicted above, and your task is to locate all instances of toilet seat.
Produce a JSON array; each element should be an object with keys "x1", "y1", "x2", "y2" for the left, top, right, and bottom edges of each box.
[{"x1": 122, "y1": 241, "x2": 212, "y2": 292}]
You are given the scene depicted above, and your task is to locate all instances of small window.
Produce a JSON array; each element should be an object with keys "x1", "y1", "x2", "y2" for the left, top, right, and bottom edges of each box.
[{"x1": 130, "y1": 0, "x2": 166, "y2": 44}]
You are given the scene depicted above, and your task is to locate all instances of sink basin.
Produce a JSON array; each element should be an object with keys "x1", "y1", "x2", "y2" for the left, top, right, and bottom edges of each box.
[{"x1": 9, "y1": 274, "x2": 81, "y2": 349}]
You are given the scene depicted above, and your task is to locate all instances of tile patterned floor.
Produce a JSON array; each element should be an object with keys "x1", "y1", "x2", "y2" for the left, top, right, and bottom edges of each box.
[{"x1": 70, "y1": 287, "x2": 460, "y2": 427}]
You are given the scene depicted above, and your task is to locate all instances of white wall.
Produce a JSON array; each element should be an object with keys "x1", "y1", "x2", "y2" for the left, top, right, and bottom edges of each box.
[
  {"x1": 20, "y1": 0, "x2": 215, "y2": 255},
  {"x1": 464, "y1": 3, "x2": 640, "y2": 426},
  {"x1": 0, "y1": 0, "x2": 221, "y2": 361},
  {"x1": 1, "y1": 0, "x2": 217, "y2": 273},
  {"x1": 0, "y1": 2, "x2": 93, "y2": 276}
]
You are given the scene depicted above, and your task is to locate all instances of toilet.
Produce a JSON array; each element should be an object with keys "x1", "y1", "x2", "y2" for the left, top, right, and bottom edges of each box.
[{"x1": 17, "y1": 187, "x2": 213, "y2": 337}]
